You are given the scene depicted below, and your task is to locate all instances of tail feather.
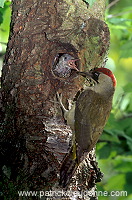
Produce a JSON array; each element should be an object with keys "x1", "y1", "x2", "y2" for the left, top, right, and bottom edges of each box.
[{"x1": 59, "y1": 148, "x2": 78, "y2": 188}]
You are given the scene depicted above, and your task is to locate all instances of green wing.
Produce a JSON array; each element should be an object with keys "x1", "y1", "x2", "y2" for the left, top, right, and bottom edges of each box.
[{"x1": 75, "y1": 88, "x2": 112, "y2": 154}]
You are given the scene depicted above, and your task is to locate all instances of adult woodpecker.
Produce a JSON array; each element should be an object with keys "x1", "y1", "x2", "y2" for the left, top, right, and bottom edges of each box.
[
  {"x1": 53, "y1": 54, "x2": 79, "y2": 78},
  {"x1": 58, "y1": 67, "x2": 116, "y2": 188}
]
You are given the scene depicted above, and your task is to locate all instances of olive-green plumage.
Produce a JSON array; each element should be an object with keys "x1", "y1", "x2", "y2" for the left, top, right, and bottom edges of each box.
[{"x1": 59, "y1": 68, "x2": 116, "y2": 188}]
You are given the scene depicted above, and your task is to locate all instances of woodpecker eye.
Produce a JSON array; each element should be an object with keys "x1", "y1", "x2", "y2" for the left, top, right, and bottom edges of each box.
[{"x1": 92, "y1": 71, "x2": 100, "y2": 83}]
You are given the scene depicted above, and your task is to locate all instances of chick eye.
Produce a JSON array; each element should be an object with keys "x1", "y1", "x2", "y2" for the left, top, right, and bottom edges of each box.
[{"x1": 64, "y1": 56, "x2": 67, "y2": 60}]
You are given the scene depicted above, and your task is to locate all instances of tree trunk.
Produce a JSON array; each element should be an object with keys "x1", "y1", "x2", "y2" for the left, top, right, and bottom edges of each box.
[{"x1": 1, "y1": 0, "x2": 110, "y2": 199}]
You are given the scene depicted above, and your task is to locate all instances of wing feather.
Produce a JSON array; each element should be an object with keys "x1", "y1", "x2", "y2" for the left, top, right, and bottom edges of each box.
[{"x1": 75, "y1": 88, "x2": 112, "y2": 153}]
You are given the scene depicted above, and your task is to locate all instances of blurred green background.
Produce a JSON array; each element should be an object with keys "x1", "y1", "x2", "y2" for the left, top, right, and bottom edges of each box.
[
  {"x1": 0, "y1": 0, "x2": 11, "y2": 77},
  {"x1": 0, "y1": 0, "x2": 132, "y2": 199},
  {"x1": 97, "y1": 1, "x2": 132, "y2": 200}
]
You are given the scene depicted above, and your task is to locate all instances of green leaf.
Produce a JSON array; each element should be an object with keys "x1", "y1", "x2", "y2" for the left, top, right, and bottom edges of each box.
[
  {"x1": 105, "y1": 113, "x2": 122, "y2": 131},
  {"x1": 100, "y1": 131, "x2": 120, "y2": 143},
  {"x1": 108, "y1": 17, "x2": 132, "y2": 26},
  {"x1": 120, "y1": 41, "x2": 132, "y2": 58},
  {"x1": 125, "y1": 135, "x2": 132, "y2": 151},
  {"x1": 118, "y1": 118, "x2": 132, "y2": 137},
  {"x1": 0, "y1": 1, "x2": 11, "y2": 43},
  {"x1": 127, "y1": 95, "x2": 132, "y2": 111},
  {"x1": 118, "y1": 132, "x2": 132, "y2": 151},
  {"x1": 114, "y1": 155, "x2": 132, "y2": 172},
  {"x1": 0, "y1": 0, "x2": 6, "y2": 8},
  {"x1": 105, "y1": 173, "x2": 126, "y2": 191},
  {"x1": 97, "y1": 143, "x2": 112, "y2": 159},
  {"x1": 123, "y1": 83, "x2": 132, "y2": 93},
  {"x1": 120, "y1": 94, "x2": 130, "y2": 111},
  {"x1": 0, "y1": 11, "x2": 3, "y2": 24}
]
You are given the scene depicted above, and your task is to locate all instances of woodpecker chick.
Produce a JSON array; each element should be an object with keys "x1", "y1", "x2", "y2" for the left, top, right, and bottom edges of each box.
[
  {"x1": 53, "y1": 54, "x2": 79, "y2": 78},
  {"x1": 59, "y1": 67, "x2": 116, "y2": 188}
]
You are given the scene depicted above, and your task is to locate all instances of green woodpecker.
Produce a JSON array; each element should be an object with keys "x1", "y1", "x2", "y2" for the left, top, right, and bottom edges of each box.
[{"x1": 58, "y1": 67, "x2": 116, "y2": 188}]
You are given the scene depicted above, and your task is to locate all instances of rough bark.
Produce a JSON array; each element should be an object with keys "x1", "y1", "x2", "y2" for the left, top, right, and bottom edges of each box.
[{"x1": 0, "y1": 0, "x2": 109, "y2": 199}]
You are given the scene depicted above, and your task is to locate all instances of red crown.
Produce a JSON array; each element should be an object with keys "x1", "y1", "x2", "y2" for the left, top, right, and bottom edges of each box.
[{"x1": 95, "y1": 68, "x2": 117, "y2": 87}]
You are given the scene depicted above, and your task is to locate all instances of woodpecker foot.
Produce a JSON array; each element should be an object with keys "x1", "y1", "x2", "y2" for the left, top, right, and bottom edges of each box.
[{"x1": 56, "y1": 92, "x2": 68, "y2": 113}]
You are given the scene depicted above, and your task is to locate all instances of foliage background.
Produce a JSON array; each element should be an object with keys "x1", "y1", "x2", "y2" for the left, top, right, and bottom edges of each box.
[
  {"x1": 97, "y1": 1, "x2": 132, "y2": 200},
  {"x1": 0, "y1": 0, "x2": 132, "y2": 199}
]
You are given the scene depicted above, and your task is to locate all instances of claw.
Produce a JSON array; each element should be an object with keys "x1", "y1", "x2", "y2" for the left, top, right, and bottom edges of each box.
[{"x1": 56, "y1": 92, "x2": 68, "y2": 113}]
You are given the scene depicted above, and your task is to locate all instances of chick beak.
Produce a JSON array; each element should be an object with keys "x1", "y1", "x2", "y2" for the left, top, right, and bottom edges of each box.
[{"x1": 67, "y1": 59, "x2": 79, "y2": 71}]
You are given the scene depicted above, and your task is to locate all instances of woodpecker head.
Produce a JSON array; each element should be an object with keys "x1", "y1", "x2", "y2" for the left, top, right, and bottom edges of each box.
[
  {"x1": 78, "y1": 67, "x2": 116, "y2": 98},
  {"x1": 90, "y1": 68, "x2": 116, "y2": 87}
]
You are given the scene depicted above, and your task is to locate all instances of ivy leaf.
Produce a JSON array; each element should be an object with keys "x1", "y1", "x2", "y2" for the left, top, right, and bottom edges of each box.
[
  {"x1": 0, "y1": 0, "x2": 6, "y2": 8},
  {"x1": 82, "y1": 0, "x2": 96, "y2": 7}
]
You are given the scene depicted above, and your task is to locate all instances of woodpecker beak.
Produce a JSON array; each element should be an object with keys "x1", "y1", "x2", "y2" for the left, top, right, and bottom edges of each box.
[
  {"x1": 77, "y1": 71, "x2": 91, "y2": 78},
  {"x1": 77, "y1": 71, "x2": 98, "y2": 84},
  {"x1": 67, "y1": 59, "x2": 79, "y2": 71}
]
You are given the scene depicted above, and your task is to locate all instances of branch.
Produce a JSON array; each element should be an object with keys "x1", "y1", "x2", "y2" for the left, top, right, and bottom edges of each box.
[
  {"x1": 106, "y1": 0, "x2": 119, "y2": 10},
  {"x1": 119, "y1": 113, "x2": 132, "y2": 120},
  {"x1": 108, "y1": 10, "x2": 132, "y2": 18}
]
